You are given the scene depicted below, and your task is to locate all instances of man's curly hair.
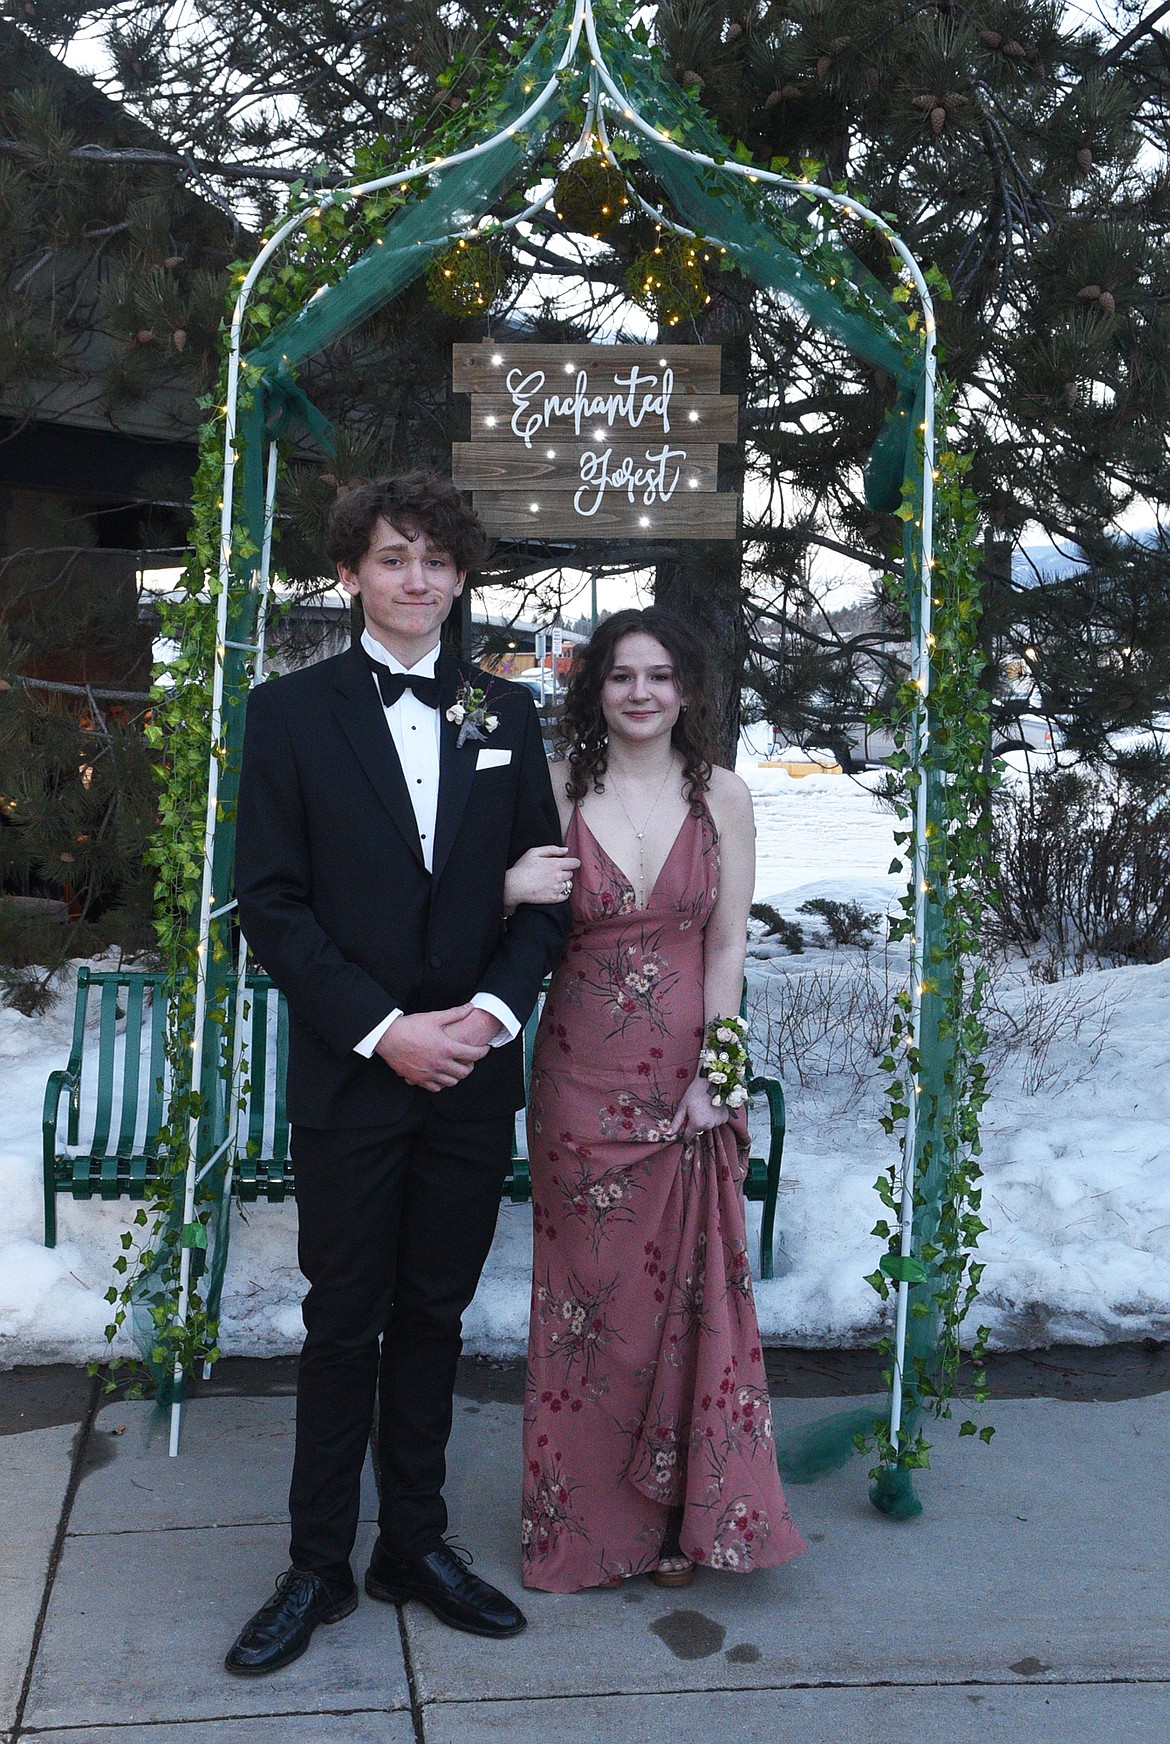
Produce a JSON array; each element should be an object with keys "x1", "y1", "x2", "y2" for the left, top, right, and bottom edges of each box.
[
  {"x1": 558, "y1": 608, "x2": 716, "y2": 808},
  {"x1": 326, "y1": 469, "x2": 489, "y2": 576}
]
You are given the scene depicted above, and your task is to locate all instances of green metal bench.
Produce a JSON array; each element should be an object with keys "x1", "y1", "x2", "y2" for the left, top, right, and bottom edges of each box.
[{"x1": 43, "y1": 969, "x2": 786, "y2": 1276}]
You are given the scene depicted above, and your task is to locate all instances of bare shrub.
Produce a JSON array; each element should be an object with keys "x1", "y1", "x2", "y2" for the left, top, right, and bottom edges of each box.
[
  {"x1": 748, "y1": 953, "x2": 1116, "y2": 1101},
  {"x1": 746, "y1": 956, "x2": 894, "y2": 1091},
  {"x1": 986, "y1": 751, "x2": 1170, "y2": 969},
  {"x1": 981, "y1": 977, "x2": 1116, "y2": 1096}
]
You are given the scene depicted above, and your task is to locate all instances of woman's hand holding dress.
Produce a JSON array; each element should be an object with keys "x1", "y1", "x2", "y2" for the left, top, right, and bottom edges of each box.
[{"x1": 663, "y1": 1076, "x2": 731, "y2": 1139}]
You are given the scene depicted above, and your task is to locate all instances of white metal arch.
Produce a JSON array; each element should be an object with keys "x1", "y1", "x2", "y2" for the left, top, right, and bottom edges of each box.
[{"x1": 172, "y1": 0, "x2": 939, "y2": 1461}]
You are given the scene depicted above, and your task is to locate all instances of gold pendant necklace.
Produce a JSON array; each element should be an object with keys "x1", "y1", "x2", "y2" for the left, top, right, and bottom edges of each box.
[{"x1": 607, "y1": 760, "x2": 676, "y2": 906}]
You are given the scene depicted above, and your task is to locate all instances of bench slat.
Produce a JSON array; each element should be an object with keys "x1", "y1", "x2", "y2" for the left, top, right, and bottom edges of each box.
[
  {"x1": 272, "y1": 991, "x2": 290, "y2": 1168},
  {"x1": 115, "y1": 980, "x2": 145, "y2": 1158},
  {"x1": 145, "y1": 984, "x2": 167, "y2": 1155},
  {"x1": 89, "y1": 980, "x2": 121, "y2": 1158},
  {"x1": 246, "y1": 980, "x2": 269, "y2": 1164}
]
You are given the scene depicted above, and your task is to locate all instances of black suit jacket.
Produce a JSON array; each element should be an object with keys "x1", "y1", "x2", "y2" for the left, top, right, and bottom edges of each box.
[{"x1": 234, "y1": 643, "x2": 570, "y2": 1129}]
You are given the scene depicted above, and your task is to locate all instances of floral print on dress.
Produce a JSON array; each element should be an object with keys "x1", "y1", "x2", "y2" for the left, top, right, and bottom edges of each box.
[
  {"x1": 522, "y1": 1450, "x2": 590, "y2": 1568},
  {"x1": 532, "y1": 1268, "x2": 623, "y2": 1383},
  {"x1": 522, "y1": 800, "x2": 806, "y2": 1591}
]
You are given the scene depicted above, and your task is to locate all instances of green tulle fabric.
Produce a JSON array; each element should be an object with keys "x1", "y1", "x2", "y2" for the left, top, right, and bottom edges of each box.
[
  {"x1": 777, "y1": 1406, "x2": 890, "y2": 1485},
  {"x1": 870, "y1": 1461, "x2": 926, "y2": 1521}
]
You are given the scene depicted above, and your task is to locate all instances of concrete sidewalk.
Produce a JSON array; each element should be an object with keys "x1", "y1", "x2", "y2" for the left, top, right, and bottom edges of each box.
[{"x1": 2, "y1": 1357, "x2": 1167, "y2": 1743}]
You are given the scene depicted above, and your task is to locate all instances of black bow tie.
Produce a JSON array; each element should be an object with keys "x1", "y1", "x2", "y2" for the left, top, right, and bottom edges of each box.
[{"x1": 367, "y1": 657, "x2": 441, "y2": 710}]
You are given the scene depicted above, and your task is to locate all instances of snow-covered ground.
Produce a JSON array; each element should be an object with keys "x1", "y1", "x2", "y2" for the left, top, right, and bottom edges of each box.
[{"x1": 2, "y1": 742, "x2": 1168, "y2": 1365}]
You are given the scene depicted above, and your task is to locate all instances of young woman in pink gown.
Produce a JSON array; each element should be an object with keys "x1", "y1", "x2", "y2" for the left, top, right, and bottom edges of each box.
[{"x1": 503, "y1": 609, "x2": 805, "y2": 1594}]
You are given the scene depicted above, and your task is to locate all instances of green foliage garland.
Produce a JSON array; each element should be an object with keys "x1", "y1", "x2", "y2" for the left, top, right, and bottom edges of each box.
[
  {"x1": 866, "y1": 396, "x2": 998, "y2": 1467},
  {"x1": 98, "y1": 3, "x2": 991, "y2": 1430}
]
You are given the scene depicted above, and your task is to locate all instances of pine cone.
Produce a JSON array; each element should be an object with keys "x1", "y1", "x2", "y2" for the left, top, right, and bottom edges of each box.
[
  {"x1": 944, "y1": 92, "x2": 969, "y2": 108},
  {"x1": 764, "y1": 88, "x2": 784, "y2": 109},
  {"x1": 163, "y1": 255, "x2": 182, "y2": 269},
  {"x1": 1098, "y1": 290, "x2": 1116, "y2": 316},
  {"x1": 931, "y1": 106, "x2": 947, "y2": 133},
  {"x1": 172, "y1": 329, "x2": 187, "y2": 351},
  {"x1": 135, "y1": 329, "x2": 155, "y2": 345},
  {"x1": 1078, "y1": 284, "x2": 1103, "y2": 300},
  {"x1": 1063, "y1": 382, "x2": 1079, "y2": 407},
  {"x1": 912, "y1": 93, "x2": 938, "y2": 110},
  {"x1": 1003, "y1": 39, "x2": 1027, "y2": 57},
  {"x1": 682, "y1": 69, "x2": 704, "y2": 87},
  {"x1": 781, "y1": 83, "x2": 801, "y2": 98},
  {"x1": 1076, "y1": 147, "x2": 1093, "y2": 172},
  {"x1": 816, "y1": 53, "x2": 831, "y2": 79},
  {"x1": 725, "y1": 20, "x2": 743, "y2": 40},
  {"x1": 979, "y1": 29, "x2": 1002, "y2": 48}
]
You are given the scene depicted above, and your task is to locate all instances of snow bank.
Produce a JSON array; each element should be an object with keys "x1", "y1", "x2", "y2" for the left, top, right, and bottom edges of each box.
[{"x1": 3, "y1": 766, "x2": 1168, "y2": 1364}]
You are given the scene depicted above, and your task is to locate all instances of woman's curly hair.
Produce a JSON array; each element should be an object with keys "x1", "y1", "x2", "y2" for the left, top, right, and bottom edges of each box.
[{"x1": 558, "y1": 608, "x2": 716, "y2": 807}]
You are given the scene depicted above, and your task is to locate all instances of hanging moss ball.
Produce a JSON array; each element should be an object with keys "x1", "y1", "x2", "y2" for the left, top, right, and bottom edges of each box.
[
  {"x1": 625, "y1": 234, "x2": 711, "y2": 327},
  {"x1": 425, "y1": 239, "x2": 508, "y2": 318},
  {"x1": 553, "y1": 155, "x2": 630, "y2": 237}
]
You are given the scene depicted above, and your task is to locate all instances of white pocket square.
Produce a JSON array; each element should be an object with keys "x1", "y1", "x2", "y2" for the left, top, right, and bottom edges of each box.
[{"x1": 476, "y1": 747, "x2": 512, "y2": 769}]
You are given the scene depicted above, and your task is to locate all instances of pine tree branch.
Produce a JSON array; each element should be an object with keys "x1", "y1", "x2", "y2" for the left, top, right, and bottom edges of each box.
[
  {"x1": 0, "y1": 138, "x2": 329, "y2": 186},
  {"x1": 1096, "y1": 1, "x2": 1170, "y2": 70},
  {"x1": 10, "y1": 675, "x2": 153, "y2": 704}
]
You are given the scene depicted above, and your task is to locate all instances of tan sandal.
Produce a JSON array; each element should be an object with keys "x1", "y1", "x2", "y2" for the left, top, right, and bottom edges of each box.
[
  {"x1": 648, "y1": 1508, "x2": 694, "y2": 1587},
  {"x1": 648, "y1": 1555, "x2": 695, "y2": 1589}
]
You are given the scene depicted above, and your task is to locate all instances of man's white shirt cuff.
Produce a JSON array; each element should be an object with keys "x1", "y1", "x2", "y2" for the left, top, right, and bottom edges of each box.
[
  {"x1": 471, "y1": 993, "x2": 520, "y2": 1046},
  {"x1": 355, "y1": 998, "x2": 518, "y2": 1056},
  {"x1": 354, "y1": 1009, "x2": 402, "y2": 1058}
]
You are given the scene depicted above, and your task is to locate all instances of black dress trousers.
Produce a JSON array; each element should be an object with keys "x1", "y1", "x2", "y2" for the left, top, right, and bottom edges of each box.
[{"x1": 287, "y1": 1103, "x2": 515, "y2": 1578}]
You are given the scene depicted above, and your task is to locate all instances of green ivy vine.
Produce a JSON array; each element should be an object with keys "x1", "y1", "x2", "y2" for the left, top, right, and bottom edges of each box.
[
  {"x1": 865, "y1": 392, "x2": 999, "y2": 1467},
  {"x1": 97, "y1": 0, "x2": 992, "y2": 1425}
]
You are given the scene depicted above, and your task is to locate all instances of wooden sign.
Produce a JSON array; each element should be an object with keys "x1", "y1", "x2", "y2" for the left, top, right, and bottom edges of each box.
[{"x1": 452, "y1": 343, "x2": 739, "y2": 541}]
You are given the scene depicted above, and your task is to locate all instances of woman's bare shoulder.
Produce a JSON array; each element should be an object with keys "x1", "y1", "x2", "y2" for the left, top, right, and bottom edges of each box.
[{"x1": 705, "y1": 762, "x2": 754, "y2": 824}]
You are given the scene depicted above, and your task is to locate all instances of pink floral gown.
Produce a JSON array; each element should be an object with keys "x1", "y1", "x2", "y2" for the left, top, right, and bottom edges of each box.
[{"x1": 521, "y1": 800, "x2": 806, "y2": 1591}]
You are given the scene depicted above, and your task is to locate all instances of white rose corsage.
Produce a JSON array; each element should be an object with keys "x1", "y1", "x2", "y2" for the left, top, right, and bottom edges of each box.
[
  {"x1": 698, "y1": 1013, "x2": 751, "y2": 1108},
  {"x1": 447, "y1": 679, "x2": 499, "y2": 748}
]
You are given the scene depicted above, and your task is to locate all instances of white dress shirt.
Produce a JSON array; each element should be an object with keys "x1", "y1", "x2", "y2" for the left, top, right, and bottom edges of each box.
[{"x1": 353, "y1": 629, "x2": 519, "y2": 1058}]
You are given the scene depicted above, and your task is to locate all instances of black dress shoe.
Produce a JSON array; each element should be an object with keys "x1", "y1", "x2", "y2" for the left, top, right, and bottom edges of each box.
[
  {"x1": 225, "y1": 1567, "x2": 358, "y2": 1675},
  {"x1": 365, "y1": 1538, "x2": 526, "y2": 1638}
]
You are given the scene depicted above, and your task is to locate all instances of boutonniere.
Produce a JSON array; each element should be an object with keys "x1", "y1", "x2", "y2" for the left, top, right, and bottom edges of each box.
[{"x1": 446, "y1": 679, "x2": 499, "y2": 748}]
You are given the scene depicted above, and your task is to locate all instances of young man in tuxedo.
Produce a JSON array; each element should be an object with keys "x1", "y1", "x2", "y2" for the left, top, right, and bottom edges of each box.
[{"x1": 226, "y1": 471, "x2": 571, "y2": 1673}]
